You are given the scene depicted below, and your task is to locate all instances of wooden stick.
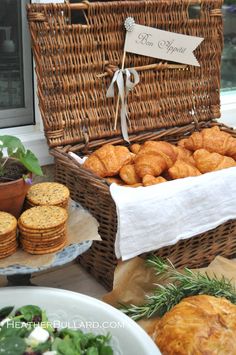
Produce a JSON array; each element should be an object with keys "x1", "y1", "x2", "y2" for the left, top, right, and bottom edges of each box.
[
  {"x1": 114, "y1": 50, "x2": 126, "y2": 130},
  {"x1": 97, "y1": 62, "x2": 187, "y2": 78}
]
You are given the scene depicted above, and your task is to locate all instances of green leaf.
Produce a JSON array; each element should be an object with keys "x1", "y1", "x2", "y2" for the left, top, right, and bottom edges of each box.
[
  {"x1": 0, "y1": 136, "x2": 25, "y2": 153},
  {"x1": 0, "y1": 322, "x2": 29, "y2": 340},
  {"x1": 100, "y1": 345, "x2": 114, "y2": 355},
  {"x1": 58, "y1": 330, "x2": 83, "y2": 353},
  {"x1": 0, "y1": 326, "x2": 18, "y2": 340},
  {"x1": 86, "y1": 347, "x2": 99, "y2": 355},
  {"x1": 33, "y1": 339, "x2": 52, "y2": 352},
  {"x1": 0, "y1": 135, "x2": 43, "y2": 176},
  {"x1": 41, "y1": 310, "x2": 54, "y2": 334},
  {"x1": 0, "y1": 306, "x2": 14, "y2": 320},
  {"x1": 9, "y1": 148, "x2": 21, "y2": 159},
  {"x1": 59, "y1": 328, "x2": 83, "y2": 340},
  {"x1": 55, "y1": 330, "x2": 113, "y2": 355},
  {"x1": 7, "y1": 147, "x2": 14, "y2": 157},
  {"x1": 41, "y1": 310, "x2": 48, "y2": 323},
  {"x1": 0, "y1": 336, "x2": 26, "y2": 355},
  {"x1": 57, "y1": 338, "x2": 79, "y2": 355},
  {"x1": 52, "y1": 336, "x2": 63, "y2": 351},
  {"x1": 16, "y1": 305, "x2": 42, "y2": 322},
  {"x1": 18, "y1": 150, "x2": 43, "y2": 176}
]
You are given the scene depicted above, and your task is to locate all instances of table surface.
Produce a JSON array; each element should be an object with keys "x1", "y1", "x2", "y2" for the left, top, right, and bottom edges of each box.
[{"x1": 0, "y1": 240, "x2": 92, "y2": 276}]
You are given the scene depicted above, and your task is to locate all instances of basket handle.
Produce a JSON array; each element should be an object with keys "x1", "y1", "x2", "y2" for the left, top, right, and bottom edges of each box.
[
  {"x1": 68, "y1": 0, "x2": 222, "y2": 14},
  {"x1": 67, "y1": 0, "x2": 206, "y2": 10},
  {"x1": 68, "y1": 2, "x2": 89, "y2": 11}
]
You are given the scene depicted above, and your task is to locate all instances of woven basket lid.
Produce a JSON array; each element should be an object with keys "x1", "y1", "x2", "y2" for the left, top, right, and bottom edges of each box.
[{"x1": 27, "y1": 0, "x2": 223, "y2": 148}]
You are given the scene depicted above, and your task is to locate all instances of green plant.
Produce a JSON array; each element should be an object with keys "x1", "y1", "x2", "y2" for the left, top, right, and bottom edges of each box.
[
  {"x1": 120, "y1": 256, "x2": 236, "y2": 320},
  {"x1": 0, "y1": 135, "x2": 43, "y2": 179}
]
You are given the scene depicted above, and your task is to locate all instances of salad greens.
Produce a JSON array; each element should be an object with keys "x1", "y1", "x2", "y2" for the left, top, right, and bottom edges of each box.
[{"x1": 0, "y1": 305, "x2": 113, "y2": 355}]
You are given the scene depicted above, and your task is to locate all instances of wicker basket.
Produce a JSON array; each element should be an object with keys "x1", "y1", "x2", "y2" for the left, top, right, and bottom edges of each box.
[{"x1": 27, "y1": 0, "x2": 236, "y2": 290}]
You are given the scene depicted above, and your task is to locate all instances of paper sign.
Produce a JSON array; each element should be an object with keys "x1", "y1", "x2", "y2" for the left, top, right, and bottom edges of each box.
[{"x1": 124, "y1": 24, "x2": 204, "y2": 67}]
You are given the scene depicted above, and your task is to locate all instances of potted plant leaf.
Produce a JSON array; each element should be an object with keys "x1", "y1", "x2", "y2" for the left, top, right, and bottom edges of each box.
[{"x1": 0, "y1": 135, "x2": 43, "y2": 218}]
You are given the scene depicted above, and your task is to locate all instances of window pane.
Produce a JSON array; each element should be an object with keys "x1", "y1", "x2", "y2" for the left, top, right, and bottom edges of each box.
[
  {"x1": 0, "y1": 0, "x2": 24, "y2": 109},
  {"x1": 221, "y1": 2, "x2": 236, "y2": 91},
  {"x1": 0, "y1": 0, "x2": 33, "y2": 128}
]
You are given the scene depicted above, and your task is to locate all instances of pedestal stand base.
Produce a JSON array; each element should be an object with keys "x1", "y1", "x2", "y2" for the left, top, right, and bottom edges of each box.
[{"x1": 7, "y1": 274, "x2": 35, "y2": 286}]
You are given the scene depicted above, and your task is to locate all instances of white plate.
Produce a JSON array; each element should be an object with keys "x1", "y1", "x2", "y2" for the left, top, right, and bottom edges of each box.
[{"x1": 0, "y1": 287, "x2": 161, "y2": 355}]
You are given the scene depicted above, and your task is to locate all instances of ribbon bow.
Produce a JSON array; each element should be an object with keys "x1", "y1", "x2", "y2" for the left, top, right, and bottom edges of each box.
[{"x1": 106, "y1": 68, "x2": 140, "y2": 143}]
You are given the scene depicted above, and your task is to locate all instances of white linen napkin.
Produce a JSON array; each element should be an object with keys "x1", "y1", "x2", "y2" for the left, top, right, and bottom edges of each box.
[
  {"x1": 110, "y1": 167, "x2": 236, "y2": 261},
  {"x1": 69, "y1": 152, "x2": 88, "y2": 164}
]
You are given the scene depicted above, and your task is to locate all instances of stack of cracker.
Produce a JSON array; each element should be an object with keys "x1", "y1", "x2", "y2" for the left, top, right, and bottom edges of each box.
[
  {"x1": 25, "y1": 182, "x2": 70, "y2": 210},
  {"x1": 18, "y1": 206, "x2": 68, "y2": 255},
  {"x1": 0, "y1": 212, "x2": 18, "y2": 259}
]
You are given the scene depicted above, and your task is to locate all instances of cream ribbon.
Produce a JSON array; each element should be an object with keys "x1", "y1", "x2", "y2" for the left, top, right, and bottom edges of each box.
[{"x1": 106, "y1": 68, "x2": 140, "y2": 143}]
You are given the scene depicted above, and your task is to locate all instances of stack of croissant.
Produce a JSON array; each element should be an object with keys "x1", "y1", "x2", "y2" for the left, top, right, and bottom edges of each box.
[{"x1": 83, "y1": 126, "x2": 236, "y2": 187}]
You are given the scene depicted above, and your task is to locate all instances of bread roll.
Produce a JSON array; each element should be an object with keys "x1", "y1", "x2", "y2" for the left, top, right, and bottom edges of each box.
[{"x1": 153, "y1": 295, "x2": 236, "y2": 355}]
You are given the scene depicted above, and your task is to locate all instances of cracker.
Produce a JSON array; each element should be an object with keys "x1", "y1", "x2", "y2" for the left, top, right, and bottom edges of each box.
[
  {"x1": 19, "y1": 230, "x2": 65, "y2": 240},
  {"x1": 21, "y1": 242, "x2": 65, "y2": 250},
  {"x1": 22, "y1": 240, "x2": 66, "y2": 255},
  {"x1": 0, "y1": 244, "x2": 17, "y2": 251},
  {"x1": 25, "y1": 199, "x2": 69, "y2": 210},
  {"x1": 20, "y1": 235, "x2": 66, "y2": 250},
  {"x1": 19, "y1": 206, "x2": 68, "y2": 230},
  {"x1": 20, "y1": 231, "x2": 66, "y2": 244},
  {"x1": 18, "y1": 220, "x2": 66, "y2": 235},
  {"x1": 0, "y1": 249, "x2": 17, "y2": 259},
  {"x1": 0, "y1": 245, "x2": 18, "y2": 256},
  {"x1": 0, "y1": 252, "x2": 17, "y2": 259},
  {"x1": 57, "y1": 200, "x2": 69, "y2": 209},
  {"x1": 0, "y1": 230, "x2": 17, "y2": 241},
  {"x1": 0, "y1": 241, "x2": 18, "y2": 253},
  {"x1": 0, "y1": 212, "x2": 17, "y2": 235},
  {"x1": 0, "y1": 235, "x2": 17, "y2": 246},
  {"x1": 21, "y1": 244, "x2": 64, "y2": 252},
  {"x1": 0, "y1": 239, "x2": 18, "y2": 247},
  {"x1": 26, "y1": 182, "x2": 70, "y2": 206},
  {"x1": 20, "y1": 240, "x2": 65, "y2": 248}
]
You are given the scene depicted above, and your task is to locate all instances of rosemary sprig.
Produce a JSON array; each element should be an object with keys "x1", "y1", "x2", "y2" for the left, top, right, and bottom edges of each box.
[{"x1": 120, "y1": 256, "x2": 236, "y2": 321}]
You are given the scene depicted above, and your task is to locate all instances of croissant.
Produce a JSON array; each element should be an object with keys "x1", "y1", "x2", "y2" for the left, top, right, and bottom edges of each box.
[
  {"x1": 124, "y1": 183, "x2": 143, "y2": 188},
  {"x1": 178, "y1": 126, "x2": 236, "y2": 160},
  {"x1": 137, "y1": 141, "x2": 177, "y2": 169},
  {"x1": 135, "y1": 153, "x2": 168, "y2": 178},
  {"x1": 153, "y1": 295, "x2": 236, "y2": 355},
  {"x1": 134, "y1": 141, "x2": 178, "y2": 178},
  {"x1": 142, "y1": 175, "x2": 167, "y2": 187},
  {"x1": 130, "y1": 153, "x2": 136, "y2": 163},
  {"x1": 177, "y1": 138, "x2": 187, "y2": 148},
  {"x1": 119, "y1": 164, "x2": 142, "y2": 185},
  {"x1": 168, "y1": 160, "x2": 201, "y2": 179},
  {"x1": 174, "y1": 146, "x2": 196, "y2": 166},
  {"x1": 193, "y1": 149, "x2": 236, "y2": 173},
  {"x1": 105, "y1": 177, "x2": 125, "y2": 186},
  {"x1": 130, "y1": 143, "x2": 141, "y2": 154},
  {"x1": 83, "y1": 144, "x2": 132, "y2": 177}
]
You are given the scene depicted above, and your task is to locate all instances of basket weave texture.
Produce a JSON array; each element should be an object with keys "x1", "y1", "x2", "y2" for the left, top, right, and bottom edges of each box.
[
  {"x1": 27, "y1": 1, "x2": 236, "y2": 290},
  {"x1": 28, "y1": 0, "x2": 223, "y2": 148}
]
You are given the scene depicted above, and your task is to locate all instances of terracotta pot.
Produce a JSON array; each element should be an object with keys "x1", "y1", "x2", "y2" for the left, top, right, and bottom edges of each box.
[{"x1": 0, "y1": 177, "x2": 31, "y2": 219}]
